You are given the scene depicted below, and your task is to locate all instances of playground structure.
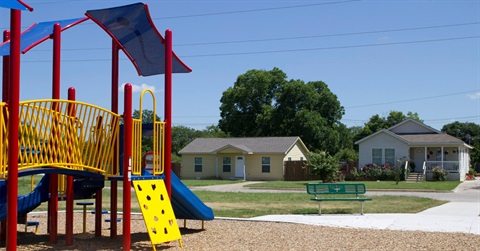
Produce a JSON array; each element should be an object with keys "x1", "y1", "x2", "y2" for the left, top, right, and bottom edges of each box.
[{"x1": 0, "y1": 1, "x2": 214, "y2": 251}]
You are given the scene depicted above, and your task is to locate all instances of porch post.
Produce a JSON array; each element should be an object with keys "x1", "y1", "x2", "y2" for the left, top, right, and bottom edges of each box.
[
  {"x1": 441, "y1": 146, "x2": 445, "y2": 168},
  {"x1": 243, "y1": 154, "x2": 246, "y2": 181},
  {"x1": 215, "y1": 156, "x2": 218, "y2": 178}
]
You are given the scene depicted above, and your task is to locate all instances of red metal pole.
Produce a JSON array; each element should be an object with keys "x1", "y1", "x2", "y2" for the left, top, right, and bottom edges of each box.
[
  {"x1": 2, "y1": 30, "x2": 10, "y2": 103},
  {"x1": 65, "y1": 88, "x2": 75, "y2": 246},
  {"x1": 52, "y1": 23, "x2": 61, "y2": 100},
  {"x1": 48, "y1": 23, "x2": 61, "y2": 244},
  {"x1": 110, "y1": 39, "x2": 119, "y2": 238},
  {"x1": 6, "y1": 9, "x2": 21, "y2": 251},
  {"x1": 164, "y1": 30, "x2": 173, "y2": 197},
  {"x1": 123, "y1": 84, "x2": 132, "y2": 251}
]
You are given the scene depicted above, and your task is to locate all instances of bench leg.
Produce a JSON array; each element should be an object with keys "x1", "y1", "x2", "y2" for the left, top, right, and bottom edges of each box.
[
  {"x1": 360, "y1": 201, "x2": 364, "y2": 215},
  {"x1": 318, "y1": 201, "x2": 322, "y2": 215}
]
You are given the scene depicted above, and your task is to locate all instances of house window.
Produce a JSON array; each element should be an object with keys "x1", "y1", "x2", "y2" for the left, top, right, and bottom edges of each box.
[
  {"x1": 300, "y1": 157, "x2": 304, "y2": 161},
  {"x1": 223, "y1": 157, "x2": 231, "y2": 172},
  {"x1": 194, "y1": 157, "x2": 202, "y2": 172},
  {"x1": 372, "y1": 149, "x2": 382, "y2": 165},
  {"x1": 262, "y1": 157, "x2": 270, "y2": 173},
  {"x1": 288, "y1": 157, "x2": 292, "y2": 161},
  {"x1": 385, "y1": 149, "x2": 395, "y2": 166}
]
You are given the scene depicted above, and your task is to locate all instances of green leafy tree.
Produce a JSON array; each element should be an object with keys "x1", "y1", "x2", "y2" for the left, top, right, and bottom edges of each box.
[
  {"x1": 219, "y1": 67, "x2": 287, "y2": 137},
  {"x1": 201, "y1": 125, "x2": 229, "y2": 138},
  {"x1": 353, "y1": 111, "x2": 422, "y2": 145},
  {"x1": 442, "y1": 121, "x2": 480, "y2": 165},
  {"x1": 219, "y1": 68, "x2": 347, "y2": 154},
  {"x1": 132, "y1": 109, "x2": 161, "y2": 154},
  {"x1": 171, "y1": 125, "x2": 228, "y2": 162},
  {"x1": 171, "y1": 126, "x2": 203, "y2": 156},
  {"x1": 132, "y1": 109, "x2": 161, "y2": 123},
  {"x1": 305, "y1": 151, "x2": 339, "y2": 182}
]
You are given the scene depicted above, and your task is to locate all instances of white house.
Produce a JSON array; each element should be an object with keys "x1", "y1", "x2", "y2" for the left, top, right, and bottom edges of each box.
[{"x1": 355, "y1": 119, "x2": 472, "y2": 181}]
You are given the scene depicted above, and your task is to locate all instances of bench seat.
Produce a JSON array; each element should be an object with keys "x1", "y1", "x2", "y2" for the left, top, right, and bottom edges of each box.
[{"x1": 306, "y1": 183, "x2": 373, "y2": 215}]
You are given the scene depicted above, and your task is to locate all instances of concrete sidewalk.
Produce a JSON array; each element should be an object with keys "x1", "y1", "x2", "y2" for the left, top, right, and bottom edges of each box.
[
  {"x1": 220, "y1": 179, "x2": 480, "y2": 234},
  {"x1": 249, "y1": 202, "x2": 479, "y2": 234}
]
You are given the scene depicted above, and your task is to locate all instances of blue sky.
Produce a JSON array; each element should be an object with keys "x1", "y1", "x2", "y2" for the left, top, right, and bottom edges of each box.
[{"x1": 1, "y1": 0, "x2": 479, "y2": 130}]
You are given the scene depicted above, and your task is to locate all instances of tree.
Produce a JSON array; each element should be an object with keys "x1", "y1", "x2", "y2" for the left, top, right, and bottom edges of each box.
[
  {"x1": 305, "y1": 151, "x2": 339, "y2": 182},
  {"x1": 171, "y1": 126, "x2": 202, "y2": 156},
  {"x1": 132, "y1": 109, "x2": 161, "y2": 123},
  {"x1": 219, "y1": 68, "x2": 347, "y2": 154},
  {"x1": 442, "y1": 121, "x2": 480, "y2": 165},
  {"x1": 353, "y1": 111, "x2": 422, "y2": 145},
  {"x1": 201, "y1": 125, "x2": 229, "y2": 138},
  {"x1": 132, "y1": 109, "x2": 161, "y2": 154},
  {"x1": 219, "y1": 67, "x2": 287, "y2": 137}
]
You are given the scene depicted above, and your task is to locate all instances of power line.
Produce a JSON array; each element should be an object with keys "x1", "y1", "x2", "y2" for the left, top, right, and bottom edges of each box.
[
  {"x1": 154, "y1": 0, "x2": 362, "y2": 20},
  {"x1": 175, "y1": 22, "x2": 480, "y2": 47},
  {"x1": 21, "y1": 35, "x2": 480, "y2": 62},
  {"x1": 27, "y1": 21, "x2": 479, "y2": 52},
  {"x1": 346, "y1": 90, "x2": 480, "y2": 109},
  {"x1": 181, "y1": 35, "x2": 480, "y2": 58}
]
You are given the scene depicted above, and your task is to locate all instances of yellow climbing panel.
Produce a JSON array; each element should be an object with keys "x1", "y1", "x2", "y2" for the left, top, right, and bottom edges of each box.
[{"x1": 133, "y1": 179, "x2": 182, "y2": 250}]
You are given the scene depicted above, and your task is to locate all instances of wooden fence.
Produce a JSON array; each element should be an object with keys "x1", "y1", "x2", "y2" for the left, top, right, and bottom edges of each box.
[
  {"x1": 283, "y1": 161, "x2": 320, "y2": 181},
  {"x1": 172, "y1": 162, "x2": 182, "y2": 177}
]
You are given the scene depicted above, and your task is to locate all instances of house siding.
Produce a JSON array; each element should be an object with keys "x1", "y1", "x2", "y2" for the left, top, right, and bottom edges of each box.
[
  {"x1": 181, "y1": 154, "x2": 218, "y2": 179},
  {"x1": 358, "y1": 132, "x2": 409, "y2": 169},
  {"x1": 390, "y1": 120, "x2": 437, "y2": 134},
  {"x1": 283, "y1": 142, "x2": 308, "y2": 161},
  {"x1": 179, "y1": 137, "x2": 310, "y2": 181},
  {"x1": 217, "y1": 153, "x2": 239, "y2": 180},
  {"x1": 245, "y1": 154, "x2": 284, "y2": 181}
]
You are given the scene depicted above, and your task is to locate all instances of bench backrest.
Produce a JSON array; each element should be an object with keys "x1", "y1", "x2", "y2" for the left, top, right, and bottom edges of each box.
[{"x1": 306, "y1": 183, "x2": 367, "y2": 195}]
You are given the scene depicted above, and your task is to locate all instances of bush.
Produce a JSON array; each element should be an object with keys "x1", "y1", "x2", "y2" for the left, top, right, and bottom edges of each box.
[
  {"x1": 357, "y1": 163, "x2": 399, "y2": 181},
  {"x1": 305, "y1": 151, "x2": 339, "y2": 183},
  {"x1": 432, "y1": 166, "x2": 448, "y2": 181}
]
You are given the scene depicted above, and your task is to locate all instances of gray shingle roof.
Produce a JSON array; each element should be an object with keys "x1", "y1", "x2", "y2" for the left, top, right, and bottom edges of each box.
[
  {"x1": 396, "y1": 133, "x2": 464, "y2": 144},
  {"x1": 178, "y1": 137, "x2": 302, "y2": 154}
]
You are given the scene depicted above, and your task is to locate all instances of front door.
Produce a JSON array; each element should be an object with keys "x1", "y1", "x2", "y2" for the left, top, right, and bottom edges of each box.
[
  {"x1": 235, "y1": 156, "x2": 244, "y2": 178},
  {"x1": 411, "y1": 147, "x2": 425, "y2": 172}
]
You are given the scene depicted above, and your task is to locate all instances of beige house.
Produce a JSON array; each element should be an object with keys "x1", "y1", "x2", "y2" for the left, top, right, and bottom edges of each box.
[{"x1": 178, "y1": 137, "x2": 309, "y2": 180}]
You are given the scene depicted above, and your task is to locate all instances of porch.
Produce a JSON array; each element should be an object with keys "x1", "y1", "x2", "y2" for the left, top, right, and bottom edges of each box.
[{"x1": 409, "y1": 146, "x2": 467, "y2": 181}]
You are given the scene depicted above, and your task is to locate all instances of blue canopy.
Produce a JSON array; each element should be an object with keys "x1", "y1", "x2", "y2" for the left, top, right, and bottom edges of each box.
[
  {"x1": 0, "y1": 0, "x2": 30, "y2": 10},
  {"x1": 0, "y1": 18, "x2": 87, "y2": 56},
  {"x1": 86, "y1": 3, "x2": 191, "y2": 76}
]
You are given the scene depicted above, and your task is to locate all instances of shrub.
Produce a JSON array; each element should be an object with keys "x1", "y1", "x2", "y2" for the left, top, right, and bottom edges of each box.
[
  {"x1": 359, "y1": 163, "x2": 401, "y2": 181},
  {"x1": 432, "y1": 166, "x2": 448, "y2": 181},
  {"x1": 305, "y1": 151, "x2": 339, "y2": 183}
]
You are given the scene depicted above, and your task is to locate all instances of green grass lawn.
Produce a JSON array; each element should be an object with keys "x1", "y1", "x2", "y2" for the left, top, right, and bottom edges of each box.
[
  {"x1": 193, "y1": 191, "x2": 446, "y2": 218},
  {"x1": 181, "y1": 179, "x2": 244, "y2": 187},
  {"x1": 244, "y1": 180, "x2": 461, "y2": 191},
  {"x1": 11, "y1": 177, "x2": 452, "y2": 218}
]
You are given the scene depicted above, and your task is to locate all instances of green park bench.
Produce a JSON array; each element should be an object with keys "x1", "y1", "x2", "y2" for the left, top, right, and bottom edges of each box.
[{"x1": 306, "y1": 183, "x2": 373, "y2": 215}]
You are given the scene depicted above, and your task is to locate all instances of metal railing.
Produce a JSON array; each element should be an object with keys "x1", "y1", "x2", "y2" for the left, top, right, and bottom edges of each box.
[
  {"x1": 404, "y1": 160, "x2": 409, "y2": 180},
  {"x1": 1, "y1": 100, "x2": 120, "y2": 179},
  {"x1": 425, "y1": 161, "x2": 460, "y2": 173}
]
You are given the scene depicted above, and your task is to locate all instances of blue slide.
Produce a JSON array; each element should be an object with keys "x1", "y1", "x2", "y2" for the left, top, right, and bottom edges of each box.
[
  {"x1": 0, "y1": 175, "x2": 50, "y2": 221},
  {"x1": 170, "y1": 172, "x2": 214, "y2": 220}
]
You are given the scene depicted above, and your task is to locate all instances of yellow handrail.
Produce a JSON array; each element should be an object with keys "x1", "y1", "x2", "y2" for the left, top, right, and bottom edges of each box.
[
  {"x1": 0, "y1": 99, "x2": 120, "y2": 179},
  {"x1": 134, "y1": 90, "x2": 164, "y2": 176}
]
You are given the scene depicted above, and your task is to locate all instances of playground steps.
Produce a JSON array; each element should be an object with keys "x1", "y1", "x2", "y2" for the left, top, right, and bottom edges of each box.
[{"x1": 18, "y1": 215, "x2": 39, "y2": 234}]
